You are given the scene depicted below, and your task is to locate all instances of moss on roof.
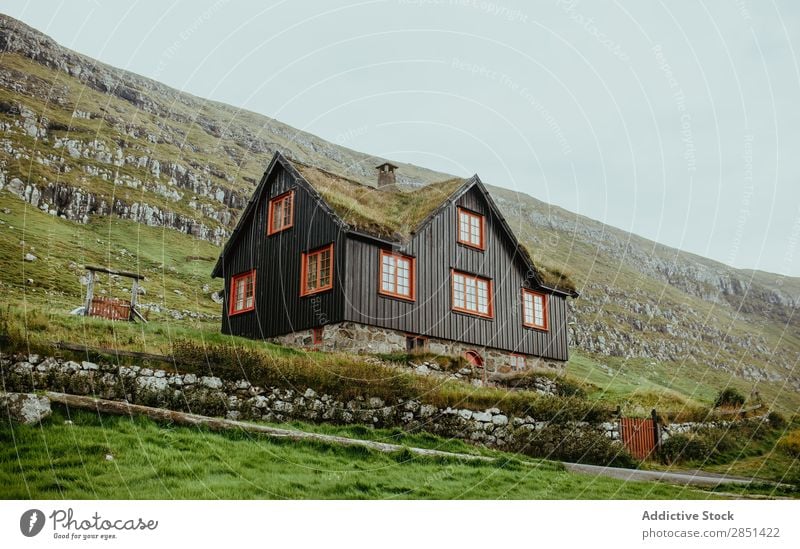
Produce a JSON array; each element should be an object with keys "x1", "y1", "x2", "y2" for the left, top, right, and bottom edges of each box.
[
  {"x1": 290, "y1": 160, "x2": 577, "y2": 295},
  {"x1": 517, "y1": 243, "x2": 578, "y2": 295},
  {"x1": 291, "y1": 161, "x2": 466, "y2": 240}
]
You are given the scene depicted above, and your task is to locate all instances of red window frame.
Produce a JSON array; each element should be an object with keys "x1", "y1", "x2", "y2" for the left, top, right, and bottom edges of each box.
[
  {"x1": 451, "y1": 269, "x2": 493, "y2": 319},
  {"x1": 522, "y1": 288, "x2": 549, "y2": 331},
  {"x1": 300, "y1": 243, "x2": 334, "y2": 296},
  {"x1": 378, "y1": 250, "x2": 415, "y2": 301},
  {"x1": 267, "y1": 190, "x2": 295, "y2": 235},
  {"x1": 510, "y1": 354, "x2": 526, "y2": 370},
  {"x1": 228, "y1": 270, "x2": 256, "y2": 316},
  {"x1": 456, "y1": 207, "x2": 485, "y2": 250},
  {"x1": 312, "y1": 326, "x2": 324, "y2": 345}
]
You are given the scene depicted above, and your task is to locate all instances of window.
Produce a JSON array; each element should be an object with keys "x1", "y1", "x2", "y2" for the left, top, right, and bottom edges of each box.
[
  {"x1": 312, "y1": 326, "x2": 324, "y2": 345},
  {"x1": 229, "y1": 270, "x2": 256, "y2": 315},
  {"x1": 379, "y1": 250, "x2": 415, "y2": 300},
  {"x1": 510, "y1": 354, "x2": 526, "y2": 370},
  {"x1": 457, "y1": 207, "x2": 484, "y2": 250},
  {"x1": 465, "y1": 350, "x2": 483, "y2": 367},
  {"x1": 452, "y1": 270, "x2": 493, "y2": 318},
  {"x1": 268, "y1": 190, "x2": 294, "y2": 235},
  {"x1": 301, "y1": 244, "x2": 334, "y2": 296},
  {"x1": 522, "y1": 289, "x2": 548, "y2": 330},
  {"x1": 406, "y1": 335, "x2": 428, "y2": 353}
]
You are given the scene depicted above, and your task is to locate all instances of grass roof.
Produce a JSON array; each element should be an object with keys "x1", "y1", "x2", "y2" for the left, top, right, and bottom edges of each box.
[
  {"x1": 289, "y1": 160, "x2": 577, "y2": 295},
  {"x1": 291, "y1": 161, "x2": 466, "y2": 240}
]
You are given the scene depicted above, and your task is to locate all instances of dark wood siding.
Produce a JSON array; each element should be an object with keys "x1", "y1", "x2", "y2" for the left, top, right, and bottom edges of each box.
[
  {"x1": 343, "y1": 186, "x2": 569, "y2": 361},
  {"x1": 218, "y1": 164, "x2": 346, "y2": 338}
]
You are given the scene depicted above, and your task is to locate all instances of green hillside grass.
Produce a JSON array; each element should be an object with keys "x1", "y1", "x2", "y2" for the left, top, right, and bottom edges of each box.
[
  {"x1": 0, "y1": 407, "x2": 712, "y2": 500},
  {"x1": 0, "y1": 189, "x2": 221, "y2": 319}
]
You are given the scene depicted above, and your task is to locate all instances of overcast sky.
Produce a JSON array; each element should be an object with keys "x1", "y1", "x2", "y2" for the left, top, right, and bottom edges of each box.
[{"x1": 6, "y1": 0, "x2": 800, "y2": 276}]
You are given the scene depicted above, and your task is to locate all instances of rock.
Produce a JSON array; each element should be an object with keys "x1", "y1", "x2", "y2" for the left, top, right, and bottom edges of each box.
[
  {"x1": 81, "y1": 361, "x2": 99, "y2": 370},
  {"x1": 303, "y1": 388, "x2": 317, "y2": 399},
  {"x1": 458, "y1": 409, "x2": 473, "y2": 420},
  {"x1": 472, "y1": 411, "x2": 492, "y2": 422},
  {"x1": 23, "y1": 253, "x2": 37, "y2": 262},
  {"x1": 418, "y1": 404, "x2": 437, "y2": 418},
  {"x1": 183, "y1": 373, "x2": 197, "y2": 385},
  {"x1": 6, "y1": 178, "x2": 24, "y2": 197},
  {"x1": 273, "y1": 400, "x2": 293, "y2": 413},
  {"x1": 137, "y1": 376, "x2": 168, "y2": 392},
  {"x1": 200, "y1": 376, "x2": 223, "y2": 389},
  {"x1": 210, "y1": 291, "x2": 224, "y2": 304},
  {"x1": 1, "y1": 393, "x2": 51, "y2": 424},
  {"x1": 105, "y1": 454, "x2": 114, "y2": 461},
  {"x1": 492, "y1": 414, "x2": 508, "y2": 426}
]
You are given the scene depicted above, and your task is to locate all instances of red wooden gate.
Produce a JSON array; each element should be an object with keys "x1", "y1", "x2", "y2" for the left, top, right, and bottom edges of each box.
[
  {"x1": 620, "y1": 417, "x2": 658, "y2": 460},
  {"x1": 89, "y1": 297, "x2": 131, "y2": 321}
]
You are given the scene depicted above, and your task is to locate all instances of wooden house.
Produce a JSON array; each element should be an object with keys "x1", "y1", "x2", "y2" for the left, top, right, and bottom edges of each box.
[{"x1": 211, "y1": 152, "x2": 577, "y2": 371}]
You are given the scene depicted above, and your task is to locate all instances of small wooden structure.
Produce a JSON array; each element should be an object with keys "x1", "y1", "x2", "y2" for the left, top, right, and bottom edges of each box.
[{"x1": 83, "y1": 265, "x2": 146, "y2": 323}]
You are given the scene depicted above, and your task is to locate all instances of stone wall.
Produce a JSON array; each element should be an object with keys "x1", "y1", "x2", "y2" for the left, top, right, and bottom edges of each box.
[
  {"x1": 269, "y1": 321, "x2": 565, "y2": 373},
  {"x1": 0, "y1": 354, "x2": 593, "y2": 454}
]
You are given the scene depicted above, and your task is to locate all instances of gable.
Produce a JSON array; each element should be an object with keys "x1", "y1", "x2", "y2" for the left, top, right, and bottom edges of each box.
[{"x1": 210, "y1": 154, "x2": 344, "y2": 278}]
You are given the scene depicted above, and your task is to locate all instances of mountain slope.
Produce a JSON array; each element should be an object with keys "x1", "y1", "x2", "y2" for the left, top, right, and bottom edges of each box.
[{"x1": 0, "y1": 13, "x2": 797, "y2": 408}]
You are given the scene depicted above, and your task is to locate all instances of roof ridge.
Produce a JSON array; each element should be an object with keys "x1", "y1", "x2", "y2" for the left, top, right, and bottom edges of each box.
[{"x1": 286, "y1": 157, "x2": 372, "y2": 189}]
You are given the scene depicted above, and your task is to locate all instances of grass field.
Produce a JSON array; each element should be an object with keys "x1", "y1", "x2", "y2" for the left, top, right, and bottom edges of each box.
[{"x1": 0, "y1": 407, "x2": 715, "y2": 500}]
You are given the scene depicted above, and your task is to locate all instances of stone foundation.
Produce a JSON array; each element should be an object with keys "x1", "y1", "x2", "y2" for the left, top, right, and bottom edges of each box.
[{"x1": 269, "y1": 321, "x2": 565, "y2": 373}]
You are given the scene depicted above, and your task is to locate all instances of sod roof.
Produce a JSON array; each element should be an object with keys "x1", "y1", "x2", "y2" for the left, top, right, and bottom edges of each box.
[{"x1": 289, "y1": 160, "x2": 467, "y2": 241}]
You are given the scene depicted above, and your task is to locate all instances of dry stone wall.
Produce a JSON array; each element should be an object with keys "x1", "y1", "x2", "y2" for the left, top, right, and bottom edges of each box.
[{"x1": 1, "y1": 353, "x2": 591, "y2": 452}]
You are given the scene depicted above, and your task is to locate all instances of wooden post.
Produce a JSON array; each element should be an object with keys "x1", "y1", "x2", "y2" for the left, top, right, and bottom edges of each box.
[
  {"x1": 83, "y1": 270, "x2": 95, "y2": 316},
  {"x1": 651, "y1": 408, "x2": 661, "y2": 453},
  {"x1": 130, "y1": 279, "x2": 139, "y2": 321}
]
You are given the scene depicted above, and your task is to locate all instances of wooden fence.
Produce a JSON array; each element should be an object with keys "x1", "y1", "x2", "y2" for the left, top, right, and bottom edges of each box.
[{"x1": 89, "y1": 297, "x2": 131, "y2": 321}]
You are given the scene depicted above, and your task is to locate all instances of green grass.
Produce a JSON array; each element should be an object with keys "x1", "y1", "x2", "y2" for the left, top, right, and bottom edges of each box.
[
  {"x1": 0, "y1": 407, "x2": 714, "y2": 499},
  {"x1": 566, "y1": 350, "x2": 800, "y2": 420},
  {"x1": 0, "y1": 191, "x2": 222, "y2": 319}
]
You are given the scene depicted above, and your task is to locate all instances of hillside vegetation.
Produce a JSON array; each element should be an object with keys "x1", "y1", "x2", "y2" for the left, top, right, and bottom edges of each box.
[{"x1": 0, "y1": 14, "x2": 798, "y2": 425}]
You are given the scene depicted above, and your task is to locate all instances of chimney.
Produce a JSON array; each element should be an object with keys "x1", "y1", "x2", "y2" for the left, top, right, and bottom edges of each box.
[{"x1": 375, "y1": 162, "x2": 398, "y2": 189}]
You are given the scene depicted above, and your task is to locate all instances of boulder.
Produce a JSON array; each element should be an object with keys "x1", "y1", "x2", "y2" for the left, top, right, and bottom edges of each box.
[{"x1": 1, "y1": 393, "x2": 51, "y2": 424}]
